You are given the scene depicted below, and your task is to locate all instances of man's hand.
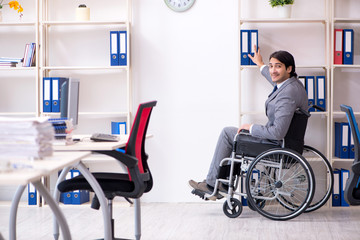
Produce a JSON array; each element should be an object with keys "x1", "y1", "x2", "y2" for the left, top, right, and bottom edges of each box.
[{"x1": 248, "y1": 45, "x2": 264, "y2": 67}]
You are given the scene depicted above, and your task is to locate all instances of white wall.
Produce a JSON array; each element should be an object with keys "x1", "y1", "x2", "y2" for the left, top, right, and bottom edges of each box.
[
  {"x1": 131, "y1": 0, "x2": 239, "y2": 202},
  {"x1": 131, "y1": 0, "x2": 329, "y2": 202}
]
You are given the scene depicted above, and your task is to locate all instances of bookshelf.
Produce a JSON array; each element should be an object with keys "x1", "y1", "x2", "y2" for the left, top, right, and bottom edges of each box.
[
  {"x1": 239, "y1": 0, "x2": 360, "y2": 208},
  {"x1": 39, "y1": 0, "x2": 133, "y2": 134},
  {"x1": 238, "y1": 0, "x2": 330, "y2": 157},
  {"x1": 0, "y1": 0, "x2": 132, "y2": 203},
  {"x1": 238, "y1": 0, "x2": 333, "y2": 209},
  {"x1": 330, "y1": 0, "x2": 360, "y2": 170},
  {"x1": 0, "y1": 0, "x2": 132, "y2": 134},
  {"x1": 0, "y1": 0, "x2": 39, "y2": 117},
  {"x1": 0, "y1": 0, "x2": 40, "y2": 203}
]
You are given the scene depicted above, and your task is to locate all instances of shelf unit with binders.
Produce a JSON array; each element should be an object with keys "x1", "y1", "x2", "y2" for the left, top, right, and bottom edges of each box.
[
  {"x1": 330, "y1": 0, "x2": 360, "y2": 171},
  {"x1": 238, "y1": 0, "x2": 331, "y2": 158},
  {"x1": 0, "y1": 0, "x2": 41, "y2": 203},
  {"x1": 0, "y1": 0, "x2": 40, "y2": 117},
  {"x1": 39, "y1": 0, "x2": 132, "y2": 134},
  {"x1": 0, "y1": 0, "x2": 133, "y2": 203}
]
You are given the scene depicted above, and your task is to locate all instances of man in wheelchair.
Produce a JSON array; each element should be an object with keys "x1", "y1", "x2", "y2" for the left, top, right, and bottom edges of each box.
[{"x1": 189, "y1": 48, "x2": 309, "y2": 201}]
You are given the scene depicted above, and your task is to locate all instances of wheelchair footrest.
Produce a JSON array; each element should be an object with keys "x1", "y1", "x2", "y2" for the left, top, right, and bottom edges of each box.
[
  {"x1": 191, "y1": 188, "x2": 222, "y2": 201},
  {"x1": 191, "y1": 189, "x2": 208, "y2": 200}
]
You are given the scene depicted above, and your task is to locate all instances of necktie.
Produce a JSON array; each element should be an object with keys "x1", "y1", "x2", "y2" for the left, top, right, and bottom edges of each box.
[{"x1": 269, "y1": 85, "x2": 277, "y2": 97}]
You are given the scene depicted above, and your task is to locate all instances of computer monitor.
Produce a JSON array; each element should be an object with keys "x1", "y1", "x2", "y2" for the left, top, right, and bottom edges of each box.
[{"x1": 60, "y1": 78, "x2": 80, "y2": 126}]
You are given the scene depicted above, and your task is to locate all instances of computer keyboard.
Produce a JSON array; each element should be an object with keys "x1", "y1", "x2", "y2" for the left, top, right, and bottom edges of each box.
[{"x1": 90, "y1": 133, "x2": 120, "y2": 142}]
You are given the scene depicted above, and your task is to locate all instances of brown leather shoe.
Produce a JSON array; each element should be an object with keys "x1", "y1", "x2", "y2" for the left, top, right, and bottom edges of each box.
[{"x1": 188, "y1": 180, "x2": 223, "y2": 201}]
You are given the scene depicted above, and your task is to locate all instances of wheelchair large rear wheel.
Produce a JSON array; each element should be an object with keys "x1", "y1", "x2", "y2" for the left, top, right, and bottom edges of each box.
[
  {"x1": 302, "y1": 145, "x2": 333, "y2": 213},
  {"x1": 245, "y1": 148, "x2": 315, "y2": 221}
]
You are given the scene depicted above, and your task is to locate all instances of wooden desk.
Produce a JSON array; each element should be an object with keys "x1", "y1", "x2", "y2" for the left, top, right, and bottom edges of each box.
[
  {"x1": 0, "y1": 151, "x2": 91, "y2": 240},
  {"x1": 54, "y1": 134, "x2": 128, "y2": 151}
]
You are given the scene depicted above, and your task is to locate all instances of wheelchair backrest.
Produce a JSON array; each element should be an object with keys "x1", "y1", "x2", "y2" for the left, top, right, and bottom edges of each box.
[{"x1": 283, "y1": 108, "x2": 309, "y2": 154}]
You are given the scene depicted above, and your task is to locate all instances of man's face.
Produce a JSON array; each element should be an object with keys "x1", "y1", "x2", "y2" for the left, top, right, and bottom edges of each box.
[{"x1": 268, "y1": 57, "x2": 292, "y2": 84}]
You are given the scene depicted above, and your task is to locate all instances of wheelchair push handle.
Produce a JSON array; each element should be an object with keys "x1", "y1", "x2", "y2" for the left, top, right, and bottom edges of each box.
[
  {"x1": 298, "y1": 104, "x2": 325, "y2": 118},
  {"x1": 309, "y1": 104, "x2": 325, "y2": 112}
]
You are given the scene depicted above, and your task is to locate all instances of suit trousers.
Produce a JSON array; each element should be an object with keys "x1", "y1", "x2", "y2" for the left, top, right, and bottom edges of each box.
[{"x1": 206, "y1": 127, "x2": 237, "y2": 187}]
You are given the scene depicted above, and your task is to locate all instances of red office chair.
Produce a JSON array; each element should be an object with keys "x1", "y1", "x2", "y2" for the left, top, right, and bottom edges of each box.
[{"x1": 58, "y1": 101, "x2": 157, "y2": 240}]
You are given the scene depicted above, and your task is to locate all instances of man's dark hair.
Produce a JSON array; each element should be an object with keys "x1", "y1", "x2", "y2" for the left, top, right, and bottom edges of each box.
[{"x1": 269, "y1": 51, "x2": 297, "y2": 78}]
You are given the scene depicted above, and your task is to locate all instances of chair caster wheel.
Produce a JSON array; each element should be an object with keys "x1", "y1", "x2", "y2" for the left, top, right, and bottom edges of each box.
[{"x1": 223, "y1": 198, "x2": 242, "y2": 218}]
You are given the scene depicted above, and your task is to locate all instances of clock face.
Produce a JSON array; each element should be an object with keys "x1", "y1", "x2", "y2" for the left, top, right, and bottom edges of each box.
[{"x1": 164, "y1": 0, "x2": 196, "y2": 12}]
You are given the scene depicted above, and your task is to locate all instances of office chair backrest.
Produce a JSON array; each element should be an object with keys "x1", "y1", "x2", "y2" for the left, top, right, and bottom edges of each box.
[
  {"x1": 125, "y1": 101, "x2": 157, "y2": 192},
  {"x1": 284, "y1": 108, "x2": 309, "y2": 154},
  {"x1": 341, "y1": 104, "x2": 360, "y2": 160},
  {"x1": 340, "y1": 104, "x2": 360, "y2": 205}
]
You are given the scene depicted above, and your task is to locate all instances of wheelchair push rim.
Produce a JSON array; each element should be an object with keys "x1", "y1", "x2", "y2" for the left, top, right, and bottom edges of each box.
[{"x1": 245, "y1": 148, "x2": 315, "y2": 221}]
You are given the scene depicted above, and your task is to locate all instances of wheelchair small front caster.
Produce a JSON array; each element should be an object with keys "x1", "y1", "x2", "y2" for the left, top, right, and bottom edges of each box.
[{"x1": 223, "y1": 198, "x2": 242, "y2": 218}]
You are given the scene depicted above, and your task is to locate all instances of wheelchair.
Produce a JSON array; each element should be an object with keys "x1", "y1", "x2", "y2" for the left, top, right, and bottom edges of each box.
[{"x1": 202, "y1": 106, "x2": 333, "y2": 221}]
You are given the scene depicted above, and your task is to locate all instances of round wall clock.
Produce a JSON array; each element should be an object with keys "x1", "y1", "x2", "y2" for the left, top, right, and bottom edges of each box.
[{"x1": 164, "y1": 0, "x2": 196, "y2": 12}]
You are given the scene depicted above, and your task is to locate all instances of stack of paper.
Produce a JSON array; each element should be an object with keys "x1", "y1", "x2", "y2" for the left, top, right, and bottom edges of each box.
[{"x1": 0, "y1": 117, "x2": 54, "y2": 159}]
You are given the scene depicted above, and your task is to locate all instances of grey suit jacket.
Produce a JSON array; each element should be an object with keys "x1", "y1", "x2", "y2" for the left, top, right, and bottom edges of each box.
[{"x1": 251, "y1": 66, "x2": 308, "y2": 141}]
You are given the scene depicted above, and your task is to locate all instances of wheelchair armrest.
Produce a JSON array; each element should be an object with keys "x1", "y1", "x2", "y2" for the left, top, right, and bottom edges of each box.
[
  {"x1": 233, "y1": 131, "x2": 250, "y2": 142},
  {"x1": 233, "y1": 131, "x2": 251, "y2": 152},
  {"x1": 94, "y1": 150, "x2": 138, "y2": 168}
]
